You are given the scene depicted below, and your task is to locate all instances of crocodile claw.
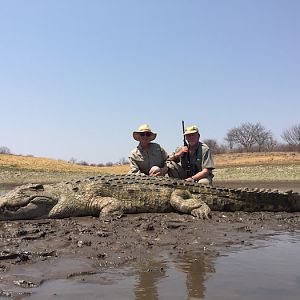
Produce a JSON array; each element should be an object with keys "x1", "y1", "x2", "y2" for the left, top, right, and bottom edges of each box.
[{"x1": 191, "y1": 204, "x2": 211, "y2": 219}]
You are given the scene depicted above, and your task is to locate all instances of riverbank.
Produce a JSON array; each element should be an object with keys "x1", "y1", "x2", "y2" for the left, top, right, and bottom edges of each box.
[
  {"x1": 1, "y1": 210, "x2": 300, "y2": 299},
  {"x1": 1, "y1": 152, "x2": 300, "y2": 298},
  {"x1": 1, "y1": 152, "x2": 300, "y2": 185}
]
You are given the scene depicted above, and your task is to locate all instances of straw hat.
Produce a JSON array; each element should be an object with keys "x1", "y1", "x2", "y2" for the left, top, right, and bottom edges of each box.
[
  {"x1": 184, "y1": 125, "x2": 200, "y2": 135},
  {"x1": 133, "y1": 124, "x2": 157, "y2": 141}
]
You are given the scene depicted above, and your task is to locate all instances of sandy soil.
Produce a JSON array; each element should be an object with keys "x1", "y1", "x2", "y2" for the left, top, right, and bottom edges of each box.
[{"x1": 0, "y1": 180, "x2": 300, "y2": 299}]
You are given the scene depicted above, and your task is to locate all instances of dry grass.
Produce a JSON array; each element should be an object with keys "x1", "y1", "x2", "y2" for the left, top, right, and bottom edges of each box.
[
  {"x1": 213, "y1": 152, "x2": 300, "y2": 181},
  {"x1": 215, "y1": 152, "x2": 300, "y2": 168},
  {"x1": 0, "y1": 152, "x2": 300, "y2": 184},
  {"x1": 1, "y1": 152, "x2": 299, "y2": 173},
  {"x1": 0, "y1": 154, "x2": 129, "y2": 174}
]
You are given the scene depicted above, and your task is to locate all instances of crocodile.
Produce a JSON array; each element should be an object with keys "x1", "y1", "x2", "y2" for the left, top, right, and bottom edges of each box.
[{"x1": 0, "y1": 174, "x2": 300, "y2": 221}]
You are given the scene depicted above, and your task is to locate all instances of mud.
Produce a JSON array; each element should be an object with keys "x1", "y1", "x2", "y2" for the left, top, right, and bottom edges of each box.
[{"x1": 0, "y1": 180, "x2": 300, "y2": 299}]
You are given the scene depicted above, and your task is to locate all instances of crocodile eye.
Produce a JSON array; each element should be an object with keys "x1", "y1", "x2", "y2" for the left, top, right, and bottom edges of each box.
[{"x1": 29, "y1": 184, "x2": 44, "y2": 191}]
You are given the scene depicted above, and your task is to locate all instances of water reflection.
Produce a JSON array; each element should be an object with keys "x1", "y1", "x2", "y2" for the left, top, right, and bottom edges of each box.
[
  {"x1": 204, "y1": 232, "x2": 300, "y2": 300},
  {"x1": 19, "y1": 251, "x2": 215, "y2": 300},
  {"x1": 19, "y1": 232, "x2": 300, "y2": 300},
  {"x1": 176, "y1": 251, "x2": 215, "y2": 299},
  {"x1": 134, "y1": 260, "x2": 167, "y2": 300},
  {"x1": 133, "y1": 251, "x2": 215, "y2": 300}
]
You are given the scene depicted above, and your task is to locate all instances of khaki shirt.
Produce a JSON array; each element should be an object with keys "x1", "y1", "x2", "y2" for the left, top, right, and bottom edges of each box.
[
  {"x1": 173, "y1": 142, "x2": 215, "y2": 175},
  {"x1": 128, "y1": 143, "x2": 168, "y2": 175}
]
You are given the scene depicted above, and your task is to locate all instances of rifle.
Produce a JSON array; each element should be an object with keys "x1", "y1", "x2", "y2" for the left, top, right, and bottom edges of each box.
[{"x1": 181, "y1": 120, "x2": 193, "y2": 177}]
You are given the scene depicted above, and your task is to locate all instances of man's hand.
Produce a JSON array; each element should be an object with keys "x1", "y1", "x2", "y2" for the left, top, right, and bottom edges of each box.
[
  {"x1": 149, "y1": 166, "x2": 167, "y2": 177},
  {"x1": 177, "y1": 146, "x2": 188, "y2": 156},
  {"x1": 185, "y1": 177, "x2": 194, "y2": 182}
]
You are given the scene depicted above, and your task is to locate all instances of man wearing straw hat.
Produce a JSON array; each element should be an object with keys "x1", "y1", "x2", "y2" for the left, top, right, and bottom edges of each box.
[
  {"x1": 128, "y1": 124, "x2": 169, "y2": 176},
  {"x1": 168, "y1": 125, "x2": 215, "y2": 185}
]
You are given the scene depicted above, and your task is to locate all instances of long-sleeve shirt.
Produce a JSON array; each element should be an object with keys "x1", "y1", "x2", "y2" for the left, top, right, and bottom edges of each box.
[
  {"x1": 171, "y1": 142, "x2": 215, "y2": 175},
  {"x1": 128, "y1": 142, "x2": 168, "y2": 175}
]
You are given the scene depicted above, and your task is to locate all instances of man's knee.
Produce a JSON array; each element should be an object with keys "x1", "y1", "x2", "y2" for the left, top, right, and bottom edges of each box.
[{"x1": 197, "y1": 177, "x2": 212, "y2": 186}]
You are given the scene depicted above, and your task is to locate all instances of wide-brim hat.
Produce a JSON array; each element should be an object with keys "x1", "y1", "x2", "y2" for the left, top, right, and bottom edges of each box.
[
  {"x1": 133, "y1": 124, "x2": 157, "y2": 141},
  {"x1": 184, "y1": 125, "x2": 199, "y2": 135}
]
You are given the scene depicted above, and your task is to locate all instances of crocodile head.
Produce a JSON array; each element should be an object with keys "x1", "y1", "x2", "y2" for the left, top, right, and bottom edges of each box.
[{"x1": 0, "y1": 184, "x2": 58, "y2": 220}]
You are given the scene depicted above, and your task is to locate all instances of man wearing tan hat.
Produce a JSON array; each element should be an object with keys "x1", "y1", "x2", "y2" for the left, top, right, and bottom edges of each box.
[
  {"x1": 128, "y1": 124, "x2": 169, "y2": 176},
  {"x1": 168, "y1": 125, "x2": 215, "y2": 185}
]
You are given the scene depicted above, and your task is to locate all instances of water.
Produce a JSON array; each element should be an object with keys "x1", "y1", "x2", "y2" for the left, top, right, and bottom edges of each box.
[
  {"x1": 204, "y1": 232, "x2": 300, "y2": 300},
  {"x1": 17, "y1": 232, "x2": 300, "y2": 300}
]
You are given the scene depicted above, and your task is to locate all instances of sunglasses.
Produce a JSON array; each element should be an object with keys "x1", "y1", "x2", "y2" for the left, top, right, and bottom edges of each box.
[{"x1": 140, "y1": 132, "x2": 152, "y2": 137}]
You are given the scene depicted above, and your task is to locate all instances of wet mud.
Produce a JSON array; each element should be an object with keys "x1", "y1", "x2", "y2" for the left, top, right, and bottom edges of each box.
[{"x1": 0, "y1": 180, "x2": 300, "y2": 299}]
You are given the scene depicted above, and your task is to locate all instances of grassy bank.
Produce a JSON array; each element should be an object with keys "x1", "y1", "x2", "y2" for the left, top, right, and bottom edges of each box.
[
  {"x1": 0, "y1": 152, "x2": 300, "y2": 184},
  {"x1": 214, "y1": 152, "x2": 300, "y2": 182},
  {"x1": 0, "y1": 154, "x2": 128, "y2": 174}
]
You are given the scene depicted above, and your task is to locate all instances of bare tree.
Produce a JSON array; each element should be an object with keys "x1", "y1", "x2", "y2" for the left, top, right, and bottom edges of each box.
[
  {"x1": 0, "y1": 146, "x2": 11, "y2": 154},
  {"x1": 216, "y1": 143, "x2": 229, "y2": 154},
  {"x1": 225, "y1": 122, "x2": 272, "y2": 152},
  {"x1": 281, "y1": 124, "x2": 300, "y2": 152},
  {"x1": 118, "y1": 157, "x2": 129, "y2": 165},
  {"x1": 203, "y1": 139, "x2": 217, "y2": 152},
  {"x1": 252, "y1": 124, "x2": 274, "y2": 152},
  {"x1": 225, "y1": 123, "x2": 256, "y2": 151},
  {"x1": 68, "y1": 157, "x2": 77, "y2": 164},
  {"x1": 263, "y1": 135, "x2": 277, "y2": 151},
  {"x1": 224, "y1": 130, "x2": 236, "y2": 151},
  {"x1": 200, "y1": 138, "x2": 229, "y2": 154}
]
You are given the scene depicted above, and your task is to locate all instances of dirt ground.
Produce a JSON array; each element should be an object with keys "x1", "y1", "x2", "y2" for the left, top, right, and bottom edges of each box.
[{"x1": 0, "y1": 180, "x2": 300, "y2": 299}]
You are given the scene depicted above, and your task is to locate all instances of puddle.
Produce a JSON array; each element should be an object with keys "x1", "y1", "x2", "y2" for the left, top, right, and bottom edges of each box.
[
  {"x1": 204, "y1": 232, "x2": 300, "y2": 300},
  {"x1": 13, "y1": 232, "x2": 300, "y2": 300},
  {"x1": 21, "y1": 271, "x2": 136, "y2": 300}
]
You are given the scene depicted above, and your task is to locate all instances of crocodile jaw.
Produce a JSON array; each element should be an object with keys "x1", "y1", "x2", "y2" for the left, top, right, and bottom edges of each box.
[{"x1": 0, "y1": 196, "x2": 58, "y2": 220}]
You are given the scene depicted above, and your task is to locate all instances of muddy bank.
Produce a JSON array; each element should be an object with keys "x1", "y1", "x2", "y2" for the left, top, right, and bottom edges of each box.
[
  {"x1": 1, "y1": 211, "x2": 300, "y2": 298},
  {"x1": 1, "y1": 178, "x2": 300, "y2": 299}
]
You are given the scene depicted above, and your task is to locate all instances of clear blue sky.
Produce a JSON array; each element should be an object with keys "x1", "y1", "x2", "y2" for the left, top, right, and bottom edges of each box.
[{"x1": 1, "y1": 1, "x2": 299, "y2": 164}]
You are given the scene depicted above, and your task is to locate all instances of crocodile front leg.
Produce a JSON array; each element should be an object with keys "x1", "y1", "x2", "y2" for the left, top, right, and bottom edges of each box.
[
  {"x1": 90, "y1": 197, "x2": 124, "y2": 217},
  {"x1": 191, "y1": 204, "x2": 211, "y2": 219},
  {"x1": 48, "y1": 196, "x2": 124, "y2": 218},
  {"x1": 170, "y1": 190, "x2": 211, "y2": 219}
]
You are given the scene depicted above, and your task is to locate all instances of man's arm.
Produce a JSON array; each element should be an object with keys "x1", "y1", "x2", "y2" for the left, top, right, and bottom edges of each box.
[
  {"x1": 127, "y1": 152, "x2": 143, "y2": 175},
  {"x1": 185, "y1": 168, "x2": 210, "y2": 182},
  {"x1": 168, "y1": 146, "x2": 188, "y2": 162}
]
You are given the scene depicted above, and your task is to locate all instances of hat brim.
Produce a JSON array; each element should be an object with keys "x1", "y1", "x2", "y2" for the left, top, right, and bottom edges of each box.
[
  {"x1": 184, "y1": 130, "x2": 199, "y2": 135},
  {"x1": 133, "y1": 131, "x2": 157, "y2": 141}
]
